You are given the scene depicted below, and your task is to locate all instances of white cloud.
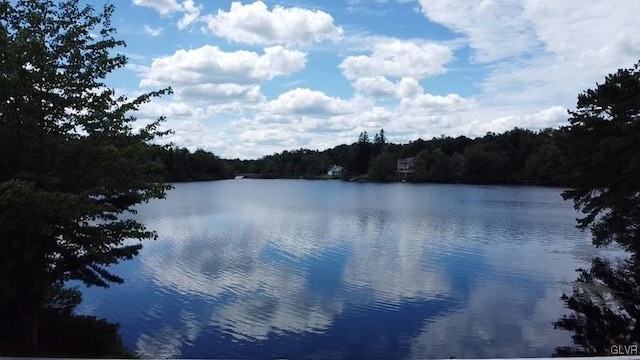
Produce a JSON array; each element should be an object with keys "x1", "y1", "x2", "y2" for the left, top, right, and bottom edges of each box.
[
  {"x1": 417, "y1": 0, "x2": 640, "y2": 106},
  {"x1": 139, "y1": 45, "x2": 306, "y2": 88},
  {"x1": 262, "y1": 88, "x2": 370, "y2": 116},
  {"x1": 327, "y1": 107, "x2": 393, "y2": 131},
  {"x1": 415, "y1": 0, "x2": 640, "y2": 66},
  {"x1": 202, "y1": 1, "x2": 343, "y2": 46},
  {"x1": 522, "y1": 1, "x2": 640, "y2": 63},
  {"x1": 399, "y1": 93, "x2": 477, "y2": 115},
  {"x1": 138, "y1": 100, "x2": 196, "y2": 119},
  {"x1": 133, "y1": 45, "x2": 306, "y2": 110},
  {"x1": 132, "y1": 0, "x2": 182, "y2": 15},
  {"x1": 460, "y1": 105, "x2": 567, "y2": 135},
  {"x1": 143, "y1": 24, "x2": 163, "y2": 37},
  {"x1": 353, "y1": 76, "x2": 423, "y2": 98},
  {"x1": 133, "y1": 87, "x2": 481, "y2": 160},
  {"x1": 133, "y1": 0, "x2": 201, "y2": 30},
  {"x1": 417, "y1": 0, "x2": 537, "y2": 63},
  {"x1": 177, "y1": 0, "x2": 201, "y2": 30},
  {"x1": 339, "y1": 39, "x2": 453, "y2": 80}
]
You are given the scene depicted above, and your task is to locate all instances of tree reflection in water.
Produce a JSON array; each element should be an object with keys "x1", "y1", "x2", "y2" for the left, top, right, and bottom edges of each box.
[{"x1": 554, "y1": 255, "x2": 640, "y2": 356}]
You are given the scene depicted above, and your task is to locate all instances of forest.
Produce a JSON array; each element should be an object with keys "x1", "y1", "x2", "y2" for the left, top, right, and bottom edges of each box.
[{"x1": 161, "y1": 126, "x2": 572, "y2": 186}]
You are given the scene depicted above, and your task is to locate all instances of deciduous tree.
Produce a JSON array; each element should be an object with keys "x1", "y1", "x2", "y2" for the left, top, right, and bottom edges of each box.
[{"x1": 0, "y1": 0, "x2": 171, "y2": 352}]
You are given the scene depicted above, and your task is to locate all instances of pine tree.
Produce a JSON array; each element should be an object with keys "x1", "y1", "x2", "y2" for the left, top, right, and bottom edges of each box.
[
  {"x1": 358, "y1": 131, "x2": 370, "y2": 144},
  {"x1": 555, "y1": 60, "x2": 640, "y2": 355},
  {"x1": 562, "y1": 60, "x2": 640, "y2": 251}
]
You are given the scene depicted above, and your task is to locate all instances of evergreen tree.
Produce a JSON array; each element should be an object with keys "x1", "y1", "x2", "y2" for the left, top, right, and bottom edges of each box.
[
  {"x1": 562, "y1": 60, "x2": 640, "y2": 250},
  {"x1": 358, "y1": 131, "x2": 370, "y2": 144},
  {"x1": 555, "y1": 60, "x2": 640, "y2": 355},
  {"x1": 0, "y1": 0, "x2": 171, "y2": 352},
  {"x1": 373, "y1": 128, "x2": 386, "y2": 157},
  {"x1": 353, "y1": 131, "x2": 373, "y2": 174}
]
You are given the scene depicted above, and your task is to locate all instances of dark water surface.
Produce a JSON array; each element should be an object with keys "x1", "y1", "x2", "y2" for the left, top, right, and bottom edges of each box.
[{"x1": 76, "y1": 180, "x2": 595, "y2": 358}]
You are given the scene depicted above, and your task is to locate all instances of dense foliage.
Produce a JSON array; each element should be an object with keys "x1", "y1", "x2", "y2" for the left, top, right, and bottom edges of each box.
[
  {"x1": 204, "y1": 127, "x2": 572, "y2": 185},
  {"x1": 0, "y1": 0, "x2": 170, "y2": 355},
  {"x1": 156, "y1": 146, "x2": 234, "y2": 182},
  {"x1": 555, "y1": 61, "x2": 640, "y2": 355},
  {"x1": 561, "y1": 62, "x2": 640, "y2": 250}
]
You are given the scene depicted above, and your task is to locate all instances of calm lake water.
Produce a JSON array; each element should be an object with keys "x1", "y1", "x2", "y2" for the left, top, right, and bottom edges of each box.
[{"x1": 77, "y1": 179, "x2": 597, "y2": 359}]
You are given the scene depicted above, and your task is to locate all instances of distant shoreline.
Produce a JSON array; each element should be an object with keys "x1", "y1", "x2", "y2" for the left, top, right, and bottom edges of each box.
[{"x1": 172, "y1": 175, "x2": 567, "y2": 189}]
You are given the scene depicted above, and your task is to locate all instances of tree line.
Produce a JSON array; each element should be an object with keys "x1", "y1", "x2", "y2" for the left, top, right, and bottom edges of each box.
[
  {"x1": 155, "y1": 146, "x2": 234, "y2": 182},
  {"x1": 162, "y1": 126, "x2": 572, "y2": 186}
]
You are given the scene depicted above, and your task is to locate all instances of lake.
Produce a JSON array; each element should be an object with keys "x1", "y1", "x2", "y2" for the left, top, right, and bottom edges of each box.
[{"x1": 76, "y1": 179, "x2": 596, "y2": 359}]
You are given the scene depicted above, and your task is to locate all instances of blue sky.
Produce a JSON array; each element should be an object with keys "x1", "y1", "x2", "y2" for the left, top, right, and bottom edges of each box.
[{"x1": 104, "y1": 0, "x2": 640, "y2": 159}]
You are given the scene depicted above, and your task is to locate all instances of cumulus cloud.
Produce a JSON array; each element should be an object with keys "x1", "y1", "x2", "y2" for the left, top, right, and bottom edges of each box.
[
  {"x1": 202, "y1": 1, "x2": 343, "y2": 46},
  {"x1": 399, "y1": 93, "x2": 477, "y2": 115},
  {"x1": 177, "y1": 0, "x2": 201, "y2": 30},
  {"x1": 460, "y1": 105, "x2": 567, "y2": 136},
  {"x1": 262, "y1": 88, "x2": 370, "y2": 116},
  {"x1": 132, "y1": 0, "x2": 182, "y2": 15},
  {"x1": 132, "y1": 87, "x2": 479, "y2": 160},
  {"x1": 138, "y1": 45, "x2": 306, "y2": 98},
  {"x1": 133, "y1": 45, "x2": 307, "y2": 108},
  {"x1": 339, "y1": 39, "x2": 453, "y2": 80},
  {"x1": 338, "y1": 38, "x2": 459, "y2": 111},
  {"x1": 137, "y1": 100, "x2": 197, "y2": 119},
  {"x1": 143, "y1": 24, "x2": 163, "y2": 37},
  {"x1": 353, "y1": 76, "x2": 424, "y2": 98}
]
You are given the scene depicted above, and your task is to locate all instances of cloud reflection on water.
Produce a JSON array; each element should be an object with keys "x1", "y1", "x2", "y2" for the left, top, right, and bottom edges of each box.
[
  {"x1": 139, "y1": 202, "x2": 457, "y2": 342},
  {"x1": 89, "y1": 181, "x2": 592, "y2": 358}
]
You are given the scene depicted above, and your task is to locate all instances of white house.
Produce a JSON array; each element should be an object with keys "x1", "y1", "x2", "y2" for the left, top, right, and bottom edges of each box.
[{"x1": 327, "y1": 165, "x2": 344, "y2": 176}]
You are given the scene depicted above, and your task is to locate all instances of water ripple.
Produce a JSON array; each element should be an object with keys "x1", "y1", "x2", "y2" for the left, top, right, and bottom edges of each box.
[{"x1": 77, "y1": 182, "x2": 593, "y2": 359}]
